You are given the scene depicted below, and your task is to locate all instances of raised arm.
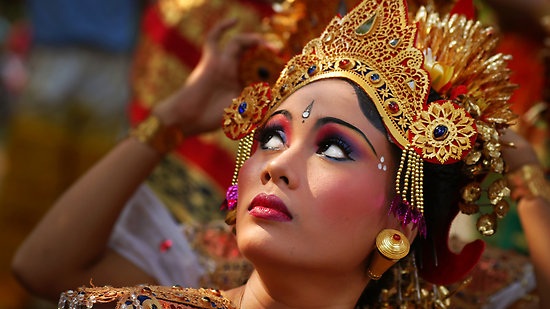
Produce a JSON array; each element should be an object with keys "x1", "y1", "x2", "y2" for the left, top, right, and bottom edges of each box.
[
  {"x1": 501, "y1": 129, "x2": 550, "y2": 308},
  {"x1": 11, "y1": 19, "x2": 262, "y2": 301}
]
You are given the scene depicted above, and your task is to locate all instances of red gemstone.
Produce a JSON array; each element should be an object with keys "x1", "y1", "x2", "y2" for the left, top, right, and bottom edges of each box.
[
  {"x1": 392, "y1": 234, "x2": 401, "y2": 241},
  {"x1": 388, "y1": 101, "x2": 400, "y2": 113},
  {"x1": 339, "y1": 59, "x2": 350, "y2": 68}
]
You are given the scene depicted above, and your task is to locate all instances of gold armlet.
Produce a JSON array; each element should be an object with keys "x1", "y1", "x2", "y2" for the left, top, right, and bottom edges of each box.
[
  {"x1": 508, "y1": 164, "x2": 550, "y2": 203},
  {"x1": 130, "y1": 115, "x2": 184, "y2": 154}
]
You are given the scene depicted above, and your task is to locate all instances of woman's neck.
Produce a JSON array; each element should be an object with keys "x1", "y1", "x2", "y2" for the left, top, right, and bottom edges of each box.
[{"x1": 225, "y1": 269, "x2": 368, "y2": 309}]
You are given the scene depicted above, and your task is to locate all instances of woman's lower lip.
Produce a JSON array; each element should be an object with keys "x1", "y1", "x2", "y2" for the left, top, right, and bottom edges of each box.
[{"x1": 248, "y1": 206, "x2": 292, "y2": 222}]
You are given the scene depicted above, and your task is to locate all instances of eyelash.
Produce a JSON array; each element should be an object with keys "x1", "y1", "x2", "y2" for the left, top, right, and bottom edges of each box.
[
  {"x1": 255, "y1": 125, "x2": 286, "y2": 150},
  {"x1": 317, "y1": 136, "x2": 355, "y2": 161},
  {"x1": 255, "y1": 125, "x2": 355, "y2": 161}
]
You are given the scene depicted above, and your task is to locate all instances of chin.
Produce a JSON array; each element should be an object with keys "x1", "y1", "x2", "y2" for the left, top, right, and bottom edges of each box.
[{"x1": 236, "y1": 223, "x2": 290, "y2": 267}]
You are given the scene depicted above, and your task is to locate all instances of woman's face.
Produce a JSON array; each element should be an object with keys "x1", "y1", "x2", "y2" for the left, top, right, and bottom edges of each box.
[{"x1": 236, "y1": 79, "x2": 398, "y2": 275}]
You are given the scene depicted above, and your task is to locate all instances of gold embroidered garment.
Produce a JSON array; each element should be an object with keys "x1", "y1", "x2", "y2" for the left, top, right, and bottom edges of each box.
[{"x1": 58, "y1": 286, "x2": 235, "y2": 309}]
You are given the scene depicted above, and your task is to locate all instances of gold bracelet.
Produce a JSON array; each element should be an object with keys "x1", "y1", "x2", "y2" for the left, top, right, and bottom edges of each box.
[
  {"x1": 130, "y1": 115, "x2": 184, "y2": 154},
  {"x1": 508, "y1": 164, "x2": 550, "y2": 203}
]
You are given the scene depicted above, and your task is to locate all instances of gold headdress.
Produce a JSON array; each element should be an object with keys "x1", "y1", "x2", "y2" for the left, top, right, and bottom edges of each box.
[
  {"x1": 223, "y1": 0, "x2": 516, "y2": 239},
  {"x1": 223, "y1": 0, "x2": 517, "y2": 277},
  {"x1": 225, "y1": 0, "x2": 434, "y2": 233}
]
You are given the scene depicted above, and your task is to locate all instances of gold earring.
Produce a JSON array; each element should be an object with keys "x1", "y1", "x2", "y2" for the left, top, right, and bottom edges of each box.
[{"x1": 367, "y1": 229, "x2": 410, "y2": 280}]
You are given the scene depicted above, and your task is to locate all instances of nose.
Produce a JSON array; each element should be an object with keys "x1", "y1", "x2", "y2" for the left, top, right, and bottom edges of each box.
[{"x1": 261, "y1": 151, "x2": 300, "y2": 189}]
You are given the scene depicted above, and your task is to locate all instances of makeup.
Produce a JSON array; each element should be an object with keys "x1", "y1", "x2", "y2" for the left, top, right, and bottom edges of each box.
[
  {"x1": 302, "y1": 100, "x2": 314, "y2": 122},
  {"x1": 248, "y1": 193, "x2": 292, "y2": 222},
  {"x1": 378, "y1": 156, "x2": 387, "y2": 171}
]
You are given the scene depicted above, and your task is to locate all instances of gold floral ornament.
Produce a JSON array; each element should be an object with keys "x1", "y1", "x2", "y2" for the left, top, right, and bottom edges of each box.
[
  {"x1": 415, "y1": 7, "x2": 518, "y2": 236},
  {"x1": 222, "y1": 82, "x2": 272, "y2": 140},
  {"x1": 409, "y1": 100, "x2": 477, "y2": 164}
]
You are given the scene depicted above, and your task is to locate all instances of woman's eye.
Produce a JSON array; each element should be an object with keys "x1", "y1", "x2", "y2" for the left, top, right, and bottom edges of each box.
[
  {"x1": 255, "y1": 127, "x2": 286, "y2": 150},
  {"x1": 317, "y1": 138, "x2": 354, "y2": 161}
]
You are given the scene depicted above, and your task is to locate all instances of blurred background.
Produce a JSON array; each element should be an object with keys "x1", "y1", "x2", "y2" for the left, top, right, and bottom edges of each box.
[{"x1": 0, "y1": 0, "x2": 142, "y2": 308}]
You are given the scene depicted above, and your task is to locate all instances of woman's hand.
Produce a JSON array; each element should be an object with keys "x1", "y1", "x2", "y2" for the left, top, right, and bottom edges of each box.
[
  {"x1": 500, "y1": 129, "x2": 540, "y2": 171},
  {"x1": 501, "y1": 129, "x2": 550, "y2": 308},
  {"x1": 500, "y1": 129, "x2": 546, "y2": 200},
  {"x1": 154, "y1": 19, "x2": 265, "y2": 136}
]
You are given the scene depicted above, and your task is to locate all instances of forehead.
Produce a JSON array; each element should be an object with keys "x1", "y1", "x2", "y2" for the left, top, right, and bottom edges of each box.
[
  {"x1": 275, "y1": 79, "x2": 360, "y2": 117},
  {"x1": 272, "y1": 79, "x2": 395, "y2": 156}
]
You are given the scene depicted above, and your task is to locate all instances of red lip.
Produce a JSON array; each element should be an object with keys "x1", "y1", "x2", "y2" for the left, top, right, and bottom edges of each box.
[{"x1": 248, "y1": 193, "x2": 293, "y2": 222}]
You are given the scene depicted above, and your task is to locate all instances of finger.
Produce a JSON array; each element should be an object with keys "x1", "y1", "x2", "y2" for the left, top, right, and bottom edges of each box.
[
  {"x1": 205, "y1": 18, "x2": 239, "y2": 49},
  {"x1": 224, "y1": 33, "x2": 266, "y2": 58}
]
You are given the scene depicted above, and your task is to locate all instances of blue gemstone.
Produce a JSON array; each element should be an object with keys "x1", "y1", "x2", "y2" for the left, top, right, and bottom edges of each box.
[
  {"x1": 433, "y1": 125, "x2": 448, "y2": 139},
  {"x1": 370, "y1": 73, "x2": 380, "y2": 82},
  {"x1": 238, "y1": 102, "x2": 247, "y2": 114},
  {"x1": 307, "y1": 65, "x2": 317, "y2": 75},
  {"x1": 389, "y1": 38, "x2": 399, "y2": 47}
]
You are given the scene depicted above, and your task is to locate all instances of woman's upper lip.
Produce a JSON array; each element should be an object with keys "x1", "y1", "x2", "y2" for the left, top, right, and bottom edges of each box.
[{"x1": 249, "y1": 193, "x2": 293, "y2": 219}]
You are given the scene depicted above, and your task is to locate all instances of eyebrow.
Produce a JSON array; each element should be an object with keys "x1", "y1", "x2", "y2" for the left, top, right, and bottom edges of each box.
[
  {"x1": 267, "y1": 110, "x2": 292, "y2": 121},
  {"x1": 315, "y1": 117, "x2": 378, "y2": 155},
  {"x1": 267, "y1": 110, "x2": 378, "y2": 155}
]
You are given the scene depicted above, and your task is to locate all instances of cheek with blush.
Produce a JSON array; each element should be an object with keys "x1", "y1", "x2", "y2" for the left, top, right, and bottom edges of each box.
[{"x1": 313, "y1": 173, "x2": 388, "y2": 221}]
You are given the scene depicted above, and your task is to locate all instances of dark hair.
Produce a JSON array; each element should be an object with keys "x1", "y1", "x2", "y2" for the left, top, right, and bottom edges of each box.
[
  {"x1": 347, "y1": 80, "x2": 402, "y2": 163},
  {"x1": 349, "y1": 81, "x2": 387, "y2": 135},
  {"x1": 346, "y1": 83, "x2": 468, "y2": 307}
]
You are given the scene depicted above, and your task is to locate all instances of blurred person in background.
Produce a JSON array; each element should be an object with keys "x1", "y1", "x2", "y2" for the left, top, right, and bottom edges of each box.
[{"x1": 0, "y1": 0, "x2": 144, "y2": 308}]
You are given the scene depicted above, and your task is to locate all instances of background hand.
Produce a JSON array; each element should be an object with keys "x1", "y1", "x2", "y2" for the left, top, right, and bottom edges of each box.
[
  {"x1": 501, "y1": 128, "x2": 546, "y2": 200},
  {"x1": 500, "y1": 129, "x2": 540, "y2": 172}
]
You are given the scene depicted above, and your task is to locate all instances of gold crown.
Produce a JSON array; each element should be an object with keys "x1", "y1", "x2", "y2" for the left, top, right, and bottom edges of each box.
[
  {"x1": 230, "y1": 0, "x2": 430, "y2": 148},
  {"x1": 222, "y1": 0, "x2": 517, "y2": 236},
  {"x1": 224, "y1": 0, "x2": 436, "y2": 234}
]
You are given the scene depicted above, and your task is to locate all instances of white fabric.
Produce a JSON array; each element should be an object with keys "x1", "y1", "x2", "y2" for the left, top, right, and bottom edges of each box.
[{"x1": 108, "y1": 184, "x2": 205, "y2": 286}]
